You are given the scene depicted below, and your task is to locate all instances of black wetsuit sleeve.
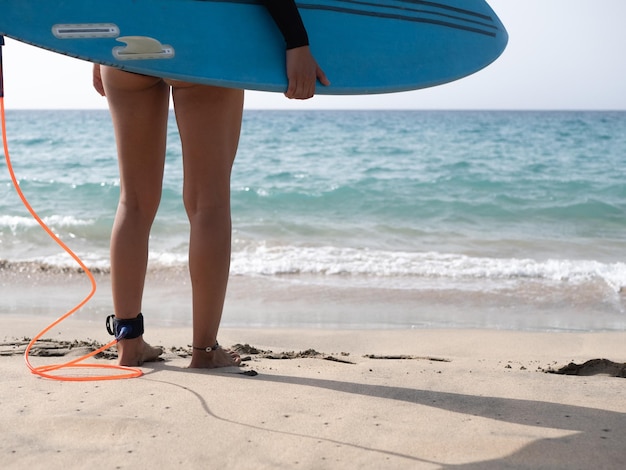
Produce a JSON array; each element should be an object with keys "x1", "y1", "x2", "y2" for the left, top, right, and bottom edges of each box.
[{"x1": 262, "y1": 0, "x2": 310, "y2": 50}]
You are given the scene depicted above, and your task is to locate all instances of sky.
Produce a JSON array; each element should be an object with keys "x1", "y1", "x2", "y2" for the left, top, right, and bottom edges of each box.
[{"x1": 2, "y1": 0, "x2": 625, "y2": 110}]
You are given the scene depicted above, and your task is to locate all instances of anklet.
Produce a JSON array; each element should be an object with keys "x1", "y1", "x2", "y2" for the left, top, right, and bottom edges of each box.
[{"x1": 193, "y1": 342, "x2": 220, "y2": 353}]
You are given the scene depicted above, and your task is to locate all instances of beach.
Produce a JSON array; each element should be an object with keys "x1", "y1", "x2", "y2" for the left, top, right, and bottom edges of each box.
[
  {"x1": 2, "y1": 110, "x2": 626, "y2": 467},
  {"x1": 2, "y1": 269, "x2": 626, "y2": 470}
]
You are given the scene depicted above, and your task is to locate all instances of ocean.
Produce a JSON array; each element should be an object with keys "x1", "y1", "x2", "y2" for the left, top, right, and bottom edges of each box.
[{"x1": 1, "y1": 109, "x2": 625, "y2": 331}]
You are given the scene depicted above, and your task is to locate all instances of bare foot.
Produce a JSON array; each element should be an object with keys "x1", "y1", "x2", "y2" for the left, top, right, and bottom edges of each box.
[
  {"x1": 116, "y1": 337, "x2": 163, "y2": 366},
  {"x1": 188, "y1": 347, "x2": 242, "y2": 369}
]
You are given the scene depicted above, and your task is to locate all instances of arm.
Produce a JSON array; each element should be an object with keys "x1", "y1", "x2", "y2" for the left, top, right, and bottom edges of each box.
[
  {"x1": 262, "y1": 0, "x2": 309, "y2": 50},
  {"x1": 262, "y1": 0, "x2": 330, "y2": 99}
]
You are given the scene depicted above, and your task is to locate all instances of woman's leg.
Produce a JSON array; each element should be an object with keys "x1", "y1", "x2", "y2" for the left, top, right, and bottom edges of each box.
[
  {"x1": 168, "y1": 82, "x2": 244, "y2": 368},
  {"x1": 102, "y1": 67, "x2": 169, "y2": 366}
]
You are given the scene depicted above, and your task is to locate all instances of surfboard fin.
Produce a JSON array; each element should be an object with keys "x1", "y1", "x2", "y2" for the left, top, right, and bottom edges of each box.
[{"x1": 113, "y1": 36, "x2": 174, "y2": 60}]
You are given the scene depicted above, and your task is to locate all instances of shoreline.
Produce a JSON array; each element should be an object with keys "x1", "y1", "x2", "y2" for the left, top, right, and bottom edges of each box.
[{"x1": 2, "y1": 266, "x2": 625, "y2": 332}]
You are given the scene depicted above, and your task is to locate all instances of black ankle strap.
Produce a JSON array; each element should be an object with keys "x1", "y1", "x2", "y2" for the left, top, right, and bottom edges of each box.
[{"x1": 106, "y1": 313, "x2": 144, "y2": 341}]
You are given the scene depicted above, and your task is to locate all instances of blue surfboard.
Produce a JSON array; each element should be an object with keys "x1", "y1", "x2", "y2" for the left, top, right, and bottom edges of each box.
[{"x1": 0, "y1": 0, "x2": 508, "y2": 95}]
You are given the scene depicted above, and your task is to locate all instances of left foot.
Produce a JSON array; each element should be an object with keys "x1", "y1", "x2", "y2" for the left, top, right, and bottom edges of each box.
[{"x1": 116, "y1": 337, "x2": 163, "y2": 366}]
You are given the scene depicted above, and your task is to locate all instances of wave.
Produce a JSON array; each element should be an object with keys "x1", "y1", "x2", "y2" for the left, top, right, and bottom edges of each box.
[
  {"x1": 0, "y1": 214, "x2": 94, "y2": 232},
  {"x1": 3, "y1": 242, "x2": 625, "y2": 296},
  {"x1": 229, "y1": 243, "x2": 626, "y2": 292}
]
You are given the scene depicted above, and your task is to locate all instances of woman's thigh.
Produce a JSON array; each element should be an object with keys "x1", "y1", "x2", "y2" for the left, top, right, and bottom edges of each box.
[
  {"x1": 102, "y1": 68, "x2": 171, "y2": 209},
  {"x1": 169, "y1": 82, "x2": 244, "y2": 212}
]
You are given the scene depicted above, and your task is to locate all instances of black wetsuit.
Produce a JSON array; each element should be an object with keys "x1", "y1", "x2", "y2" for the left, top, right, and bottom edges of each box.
[{"x1": 263, "y1": 0, "x2": 309, "y2": 49}]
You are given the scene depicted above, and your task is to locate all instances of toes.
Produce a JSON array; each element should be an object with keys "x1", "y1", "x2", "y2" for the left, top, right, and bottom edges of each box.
[
  {"x1": 228, "y1": 349, "x2": 242, "y2": 364},
  {"x1": 142, "y1": 344, "x2": 164, "y2": 363},
  {"x1": 219, "y1": 348, "x2": 240, "y2": 367}
]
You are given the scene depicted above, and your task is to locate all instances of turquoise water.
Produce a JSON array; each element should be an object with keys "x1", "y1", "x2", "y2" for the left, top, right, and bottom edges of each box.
[{"x1": 2, "y1": 110, "x2": 626, "y2": 329}]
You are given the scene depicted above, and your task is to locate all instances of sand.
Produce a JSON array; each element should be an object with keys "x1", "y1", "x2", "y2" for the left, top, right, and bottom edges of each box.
[
  {"x1": 1, "y1": 313, "x2": 625, "y2": 470},
  {"x1": 1, "y1": 263, "x2": 625, "y2": 468}
]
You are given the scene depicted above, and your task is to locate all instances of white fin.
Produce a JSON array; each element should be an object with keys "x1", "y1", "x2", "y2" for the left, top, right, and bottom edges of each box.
[{"x1": 113, "y1": 36, "x2": 175, "y2": 60}]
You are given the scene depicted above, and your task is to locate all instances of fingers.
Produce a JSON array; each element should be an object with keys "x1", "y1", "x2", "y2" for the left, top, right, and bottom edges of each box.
[
  {"x1": 285, "y1": 76, "x2": 315, "y2": 100},
  {"x1": 92, "y1": 64, "x2": 106, "y2": 96},
  {"x1": 317, "y1": 65, "x2": 331, "y2": 87},
  {"x1": 284, "y1": 46, "x2": 330, "y2": 100}
]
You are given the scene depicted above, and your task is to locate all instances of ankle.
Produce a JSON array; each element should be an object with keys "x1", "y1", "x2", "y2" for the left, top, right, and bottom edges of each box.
[
  {"x1": 116, "y1": 336, "x2": 143, "y2": 354},
  {"x1": 106, "y1": 313, "x2": 144, "y2": 341}
]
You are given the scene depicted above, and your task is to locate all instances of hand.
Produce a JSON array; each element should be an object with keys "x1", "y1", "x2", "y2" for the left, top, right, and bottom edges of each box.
[
  {"x1": 93, "y1": 64, "x2": 106, "y2": 96},
  {"x1": 284, "y1": 46, "x2": 330, "y2": 100}
]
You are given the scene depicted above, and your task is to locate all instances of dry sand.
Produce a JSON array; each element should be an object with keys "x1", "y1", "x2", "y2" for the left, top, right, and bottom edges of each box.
[{"x1": 1, "y1": 314, "x2": 625, "y2": 470}]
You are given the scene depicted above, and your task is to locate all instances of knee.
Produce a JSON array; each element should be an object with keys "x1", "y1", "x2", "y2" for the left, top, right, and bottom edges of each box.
[
  {"x1": 119, "y1": 190, "x2": 161, "y2": 224},
  {"x1": 183, "y1": 178, "x2": 232, "y2": 218},
  {"x1": 183, "y1": 194, "x2": 230, "y2": 223}
]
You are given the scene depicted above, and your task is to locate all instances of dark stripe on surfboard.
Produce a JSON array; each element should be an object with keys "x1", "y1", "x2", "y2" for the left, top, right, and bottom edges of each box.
[
  {"x1": 194, "y1": 0, "x2": 500, "y2": 37},
  {"x1": 298, "y1": 3, "x2": 498, "y2": 37},
  {"x1": 327, "y1": 0, "x2": 498, "y2": 30},
  {"x1": 391, "y1": 0, "x2": 494, "y2": 21}
]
